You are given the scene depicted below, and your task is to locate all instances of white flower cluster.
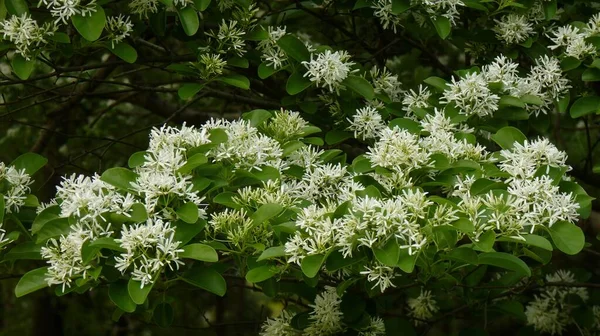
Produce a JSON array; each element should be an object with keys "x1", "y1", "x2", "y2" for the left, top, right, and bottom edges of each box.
[
  {"x1": 207, "y1": 20, "x2": 246, "y2": 56},
  {"x1": 0, "y1": 162, "x2": 33, "y2": 249},
  {"x1": 370, "y1": 66, "x2": 405, "y2": 102},
  {"x1": 129, "y1": 0, "x2": 159, "y2": 17},
  {"x1": 348, "y1": 106, "x2": 386, "y2": 140},
  {"x1": 420, "y1": 0, "x2": 465, "y2": 25},
  {"x1": 115, "y1": 218, "x2": 184, "y2": 288},
  {"x1": 261, "y1": 110, "x2": 310, "y2": 143},
  {"x1": 303, "y1": 50, "x2": 357, "y2": 93},
  {"x1": 39, "y1": 0, "x2": 97, "y2": 24},
  {"x1": 0, "y1": 162, "x2": 33, "y2": 214},
  {"x1": 257, "y1": 26, "x2": 288, "y2": 69},
  {"x1": 494, "y1": 14, "x2": 534, "y2": 44},
  {"x1": 197, "y1": 53, "x2": 228, "y2": 78},
  {"x1": 443, "y1": 55, "x2": 570, "y2": 117},
  {"x1": 548, "y1": 14, "x2": 600, "y2": 60},
  {"x1": 372, "y1": 0, "x2": 402, "y2": 32},
  {"x1": 407, "y1": 289, "x2": 439, "y2": 324},
  {"x1": 0, "y1": 14, "x2": 56, "y2": 60},
  {"x1": 105, "y1": 15, "x2": 133, "y2": 48},
  {"x1": 403, "y1": 84, "x2": 432, "y2": 114},
  {"x1": 525, "y1": 270, "x2": 588, "y2": 335}
]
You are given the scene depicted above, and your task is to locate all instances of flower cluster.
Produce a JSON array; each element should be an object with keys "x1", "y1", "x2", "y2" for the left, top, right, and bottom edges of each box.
[
  {"x1": 257, "y1": 26, "x2": 288, "y2": 69},
  {"x1": 303, "y1": 50, "x2": 356, "y2": 93},
  {"x1": 0, "y1": 162, "x2": 33, "y2": 249},
  {"x1": 0, "y1": 14, "x2": 56, "y2": 60},
  {"x1": 548, "y1": 14, "x2": 600, "y2": 60},
  {"x1": 525, "y1": 270, "x2": 589, "y2": 335},
  {"x1": 407, "y1": 289, "x2": 439, "y2": 324},
  {"x1": 39, "y1": 0, "x2": 97, "y2": 24},
  {"x1": 443, "y1": 55, "x2": 570, "y2": 117},
  {"x1": 207, "y1": 20, "x2": 247, "y2": 56},
  {"x1": 105, "y1": 15, "x2": 133, "y2": 48},
  {"x1": 494, "y1": 14, "x2": 535, "y2": 44}
]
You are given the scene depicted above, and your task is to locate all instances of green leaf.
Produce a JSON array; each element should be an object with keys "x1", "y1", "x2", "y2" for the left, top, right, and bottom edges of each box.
[
  {"x1": 543, "y1": 0, "x2": 557, "y2": 20},
  {"x1": 258, "y1": 245, "x2": 286, "y2": 261},
  {"x1": 108, "y1": 43, "x2": 137, "y2": 63},
  {"x1": 89, "y1": 237, "x2": 125, "y2": 252},
  {"x1": 35, "y1": 217, "x2": 70, "y2": 243},
  {"x1": 424, "y1": 76, "x2": 448, "y2": 92},
  {"x1": 10, "y1": 152, "x2": 47, "y2": 176},
  {"x1": 491, "y1": 126, "x2": 526, "y2": 149},
  {"x1": 560, "y1": 57, "x2": 581, "y2": 72},
  {"x1": 218, "y1": 74, "x2": 250, "y2": 90},
  {"x1": 31, "y1": 205, "x2": 60, "y2": 234},
  {"x1": 242, "y1": 109, "x2": 272, "y2": 127},
  {"x1": 245, "y1": 265, "x2": 278, "y2": 283},
  {"x1": 325, "y1": 250, "x2": 365, "y2": 271},
  {"x1": 521, "y1": 94, "x2": 544, "y2": 106},
  {"x1": 342, "y1": 75, "x2": 375, "y2": 100},
  {"x1": 193, "y1": 0, "x2": 211, "y2": 11},
  {"x1": 389, "y1": 118, "x2": 422, "y2": 134},
  {"x1": 128, "y1": 151, "x2": 147, "y2": 168},
  {"x1": 180, "y1": 243, "x2": 218, "y2": 262},
  {"x1": 71, "y1": 5, "x2": 106, "y2": 41},
  {"x1": 177, "y1": 6, "x2": 199, "y2": 36},
  {"x1": 582, "y1": 68, "x2": 600, "y2": 81},
  {"x1": 213, "y1": 192, "x2": 241, "y2": 209},
  {"x1": 301, "y1": 254, "x2": 325, "y2": 278},
  {"x1": 128, "y1": 278, "x2": 153, "y2": 305},
  {"x1": 4, "y1": 242, "x2": 42, "y2": 260},
  {"x1": 373, "y1": 238, "x2": 400, "y2": 267},
  {"x1": 452, "y1": 218, "x2": 474, "y2": 233},
  {"x1": 258, "y1": 62, "x2": 280, "y2": 79},
  {"x1": 391, "y1": 0, "x2": 410, "y2": 14},
  {"x1": 6, "y1": 0, "x2": 28, "y2": 15},
  {"x1": 445, "y1": 247, "x2": 478, "y2": 265},
  {"x1": 325, "y1": 130, "x2": 352, "y2": 145},
  {"x1": 432, "y1": 16, "x2": 451, "y2": 39},
  {"x1": 178, "y1": 83, "x2": 204, "y2": 100},
  {"x1": 470, "y1": 178, "x2": 505, "y2": 195},
  {"x1": 128, "y1": 203, "x2": 148, "y2": 222},
  {"x1": 478, "y1": 252, "x2": 531, "y2": 276},
  {"x1": 174, "y1": 219, "x2": 205, "y2": 245},
  {"x1": 227, "y1": 56, "x2": 248, "y2": 68},
  {"x1": 286, "y1": 71, "x2": 312, "y2": 95},
  {"x1": 109, "y1": 281, "x2": 137, "y2": 313},
  {"x1": 353, "y1": 0, "x2": 371, "y2": 10},
  {"x1": 15, "y1": 267, "x2": 49, "y2": 297},
  {"x1": 570, "y1": 96, "x2": 600, "y2": 118},
  {"x1": 473, "y1": 230, "x2": 495, "y2": 252},
  {"x1": 100, "y1": 167, "x2": 138, "y2": 191},
  {"x1": 176, "y1": 202, "x2": 199, "y2": 224},
  {"x1": 251, "y1": 203, "x2": 283, "y2": 226},
  {"x1": 548, "y1": 221, "x2": 585, "y2": 255},
  {"x1": 276, "y1": 35, "x2": 310, "y2": 62},
  {"x1": 499, "y1": 96, "x2": 525, "y2": 108},
  {"x1": 11, "y1": 54, "x2": 34, "y2": 80},
  {"x1": 397, "y1": 249, "x2": 418, "y2": 273},
  {"x1": 182, "y1": 266, "x2": 227, "y2": 296},
  {"x1": 178, "y1": 153, "x2": 208, "y2": 174},
  {"x1": 153, "y1": 303, "x2": 174, "y2": 327},
  {"x1": 523, "y1": 234, "x2": 553, "y2": 251}
]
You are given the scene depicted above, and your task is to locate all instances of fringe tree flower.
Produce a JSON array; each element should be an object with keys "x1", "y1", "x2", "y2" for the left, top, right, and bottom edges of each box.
[
  {"x1": 548, "y1": 25, "x2": 595, "y2": 60},
  {"x1": 442, "y1": 72, "x2": 500, "y2": 117},
  {"x1": 358, "y1": 317, "x2": 386, "y2": 336},
  {"x1": 302, "y1": 50, "x2": 356, "y2": 93},
  {"x1": 39, "y1": 0, "x2": 98, "y2": 24},
  {"x1": 421, "y1": 0, "x2": 464, "y2": 25},
  {"x1": 366, "y1": 127, "x2": 430, "y2": 171},
  {"x1": 370, "y1": 66, "x2": 405, "y2": 102},
  {"x1": 0, "y1": 14, "x2": 56, "y2": 60},
  {"x1": 372, "y1": 0, "x2": 401, "y2": 32},
  {"x1": 260, "y1": 311, "x2": 298, "y2": 336},
  {"x1": 207, "y1": 20, "x2": 246, "y2": 56},
  {"x1": 114, "y1": 218, "x2": 184, "y2": 288},
  {"x1": 304, "y1": 286, "x2": 345, "y2": 335},
  {"x1": 257, "y1": 26, "x2": 288, "y2": 69},
  {"x1": 402, "y1": 84, "x2": 431, "y2": 116},
  {"x1": 129, "y1": 0, "x2": 160, "y2": 17},
  {"x1": 197, "y1": 53, "x2": 228, "y2": 78},
  {"x1": 493, "y1": 14, "x2": 534, "y2": 44},
  {"x1": 348, "y1": 106, "x2": 386, "y2": 140},
  {"x1": 261, "y1": 110, "x2": 309, "y2": 143},
  {"x1": 407, "y1": 289, "x2": 439, "y2": 324},
  {"x1": 360, "y1": 262, "x2": 397, "y2": 292},
  {"x1": 106, "y1": 15, "x2": 133, "y2": 48}
]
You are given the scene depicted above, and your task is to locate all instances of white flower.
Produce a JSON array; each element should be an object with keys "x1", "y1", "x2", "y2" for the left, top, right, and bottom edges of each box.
[
  {"x1": 302, "y1": 50, "x2": 356, "y2": 93},
  {"x1": 260, "y1": 311, "x2": 298, "y2": 336},
  {"x1": 366, "y1": 127, "x2": 430, "y2": 172},
  {"x1": 41, "y1": 225, "x2": 92, "y2": 290},
  {"x1": 442, "y1": 72, "x2": 500, "y2": 117},
  {"x1": 106, "y1": 15, "x2": 133, "y2": 48},
  {"x1": 0, "y1": 14, "x2": 56, "y2": 59},
  {"x1": 261, "y1": 110, "x2": 309, "y2": 143},
  {"x1": 483, "y1": 55, "x2": 519, "y2": 88},
  {"x1": 207, "y1": 20, "x2": 246, "y2": 56},
  {"x1": 421, "y1": 0, "x2": 464, "y2": 25},
  {"x1": 527, "y1": 55, "x2": 570, "y2": 100},
  {"x1": 115, "y1": 218, "x2": 184, "y2": 288},
  {"x1": 402, "y1": 85, "x2": 431, "y2": 115},
  {"x1": 372, "y1": 0, "x2": 401, "y2": 32},
  {"x1": 548, "y1": 25, "x2": 595, "y2": 60},
  {"x1": 257, "y1": 26, "x2": 288, "y2": 69},
  {"x1": 407, "y1": 289, "x2": 439, "y2": 324},
  {"x1": 39, "y1": 0, "x2": 98, "y2": 24},
  {"x1": 358, "y1": 317, "x2": 386, "y2": 336},
  {"x1": 129, "y1": 0, "x2": 160, "y2": 17},
  {"x1": 360, "y1": 263, "x2": 397, "y2": 292},
  {"x1": 348, "y1": 106, "x2": 386, "y2": 140},
  {"x1": 0, "y1": 162, "x2": 33, "y2": 213},
  {"x1": 370, "y1": 66, "x2": 405, "y2": 102},
  {"x1": 304, "y1": 286, "x2": 345, "y2": 335},
  {"x1": 586, "y1": 13, "x2": 600, "y2": 36},
  {"x1": 525, "y1": 296, "x2": 569, "y2": 335},
  {"x1": 198, "y1": 53, "x2": 227, "y2": 78},
  {"x1": 494, "y1": 14, "x2": 534, "y2": 44}
]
